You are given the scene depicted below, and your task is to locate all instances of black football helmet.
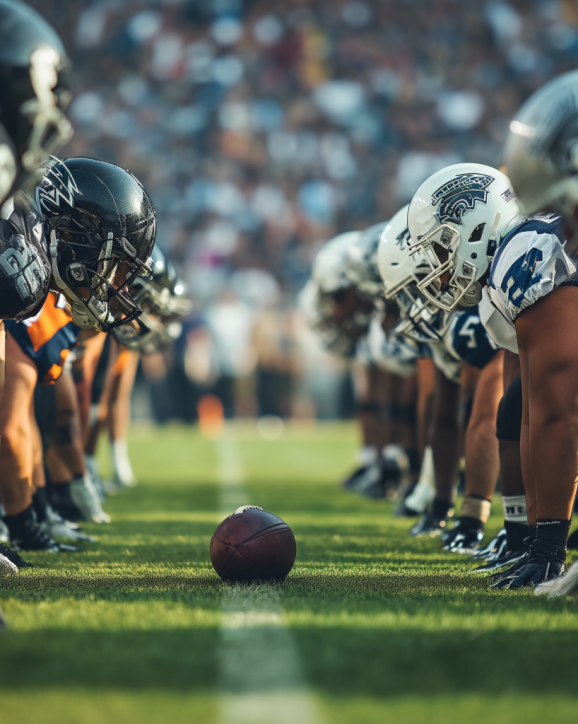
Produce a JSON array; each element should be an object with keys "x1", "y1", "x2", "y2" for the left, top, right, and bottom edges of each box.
[
  {"x1": 37, "y1": 157, "x2": 156, "y2": 331},
  {"x1": 0, "y1": 0, "x2": 72, "y2": 202},
  {"x1": 112, "y1": 246, "x2": 191, "y2": 353}
]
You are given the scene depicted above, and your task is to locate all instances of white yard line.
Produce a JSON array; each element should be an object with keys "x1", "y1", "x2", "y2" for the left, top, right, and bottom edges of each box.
[{"x1": 217, "y1": 433, "x2": 321, "y2": 724}]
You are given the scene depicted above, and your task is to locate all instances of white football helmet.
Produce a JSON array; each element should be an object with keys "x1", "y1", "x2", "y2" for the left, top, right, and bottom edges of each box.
[
  {"x1": 407, "y1": 163, "x2": 520, "y2": 313},
  {"x1": 312, "y1": 231, "x2": 363, "y2": 295},
  {"x1": 504, "y1": 70, "x2": 578, "y2": 221},
  {"x1": 346, "y1": 222, "x2": 388, "y2": 298},
  {"x1": 377, "y1": 205, "x2": 449, "y2": 342}
]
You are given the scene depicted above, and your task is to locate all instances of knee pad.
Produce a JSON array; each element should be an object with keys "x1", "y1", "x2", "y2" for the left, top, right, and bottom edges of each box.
[{"x1": 496, "y1": 374, "x2": 522, "y2": 441}]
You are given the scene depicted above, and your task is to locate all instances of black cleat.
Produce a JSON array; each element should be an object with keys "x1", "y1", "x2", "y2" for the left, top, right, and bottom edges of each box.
[
  {"x1": 340, "y1": 465, "x2": 370, "y2": 491},
  {"x1": 345, "y1": 464, "x2": 387, "y2": 499},
  {"x1": 471, "y1": 547, "x2": 527, "y2": 573},
  {"x1": 410, "y1": 511, "x2": 450, "y2": 537},
  {"x1": 472, "y1": 528, "x2": 506, "y2": 559},
  {"x1": 10, "y1": 527, "x2": 78, "y2": 553},
  {"x1": 0, "y1": 541, "x2": 33, "y2": 568},
  {"x1": 442, "y1": 517, "x2": 484, "y2": 553},
  {"x1": 492, "y1": 558, "x2": 565, "y2": 590}
]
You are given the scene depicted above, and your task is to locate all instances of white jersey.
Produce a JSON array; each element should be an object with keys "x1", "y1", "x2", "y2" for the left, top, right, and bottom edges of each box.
[{"x1": 487, "y1": 213, "x2": 575, "y2": 325}]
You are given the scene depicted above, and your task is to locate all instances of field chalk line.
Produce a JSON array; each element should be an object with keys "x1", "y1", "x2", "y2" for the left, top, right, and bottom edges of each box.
[{"x1": 216, "y1": 432, "x2": 321, "y2": 724}]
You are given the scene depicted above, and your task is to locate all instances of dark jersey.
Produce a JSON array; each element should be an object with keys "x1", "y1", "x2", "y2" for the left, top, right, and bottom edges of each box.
[
  {"x1": 0, "y1": 196, "x2": 51, "y2": 321},
  {"x1": 0, "y1": 122, "x2": 18, "y2": 207}
]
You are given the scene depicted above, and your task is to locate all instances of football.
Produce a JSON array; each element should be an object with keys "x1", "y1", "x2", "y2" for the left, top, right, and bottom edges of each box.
[{"x1": 210, "y1": 506, "x2": 296, "y2": 583}]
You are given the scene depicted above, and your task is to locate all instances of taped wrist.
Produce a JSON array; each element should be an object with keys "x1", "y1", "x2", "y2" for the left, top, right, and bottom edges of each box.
[
  {"x1": 532, "y1": 519, "x2": 571, "y2": 564},
  {"x1": 460, "y1": 495, "x2": 492, "y2": 524}
]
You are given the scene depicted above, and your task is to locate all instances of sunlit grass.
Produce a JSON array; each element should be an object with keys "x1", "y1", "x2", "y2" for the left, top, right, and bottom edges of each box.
[{"x1": 1, "y1": 422, "x2": 577, "y2": 724}]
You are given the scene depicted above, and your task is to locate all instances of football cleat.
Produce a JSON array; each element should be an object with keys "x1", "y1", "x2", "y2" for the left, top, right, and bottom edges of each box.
[
  {"x1": 442, "y1": 517, "x2": 485, "y2": 553},
  {"x1": 493, "y1": 558, "x2": 565, "y2": 590},
  {"x1": 52, "y1": 477, "x2": 111, "y2": 524},
  {"x1": 40, "y1": 506, "x2": 95, "y2": 543},
  {"x1": 344, "y1": 463, "x2": 387, "y2": 499},
  {"x1": 535, "y1": 561, "x2": 578, "y2": 597},
  {"x1": 0, "y1": 542, "x2": 33, "y2": 568},
  {"x1": 341, "y1": 465, "x2": 371, "y2": 490},
  {"x1": 10, "y1": 526, "x2": 77, "y2": 553},
  {"x1": 0, "y1": 552, "x2": 18, "y2": 575},
  {"x1": 472, "y1": 527, "x2": 506, "y2": 559},
  {"x1": 410, "y1": 511, "x2": 450, "y2": 537},
  {"x1": 71, "y1": 476, "x2": 111, "y2": 523},
  {"x1": 471, "y1": 547, "x2": 527, "y2": 574}
]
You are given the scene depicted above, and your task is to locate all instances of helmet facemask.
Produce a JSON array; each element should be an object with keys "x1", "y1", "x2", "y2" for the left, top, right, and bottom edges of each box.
[
  {"x1": 49, "y1": 227, "x2": 151, "y2": 331},
  {"x1": 408, "y1": 215, "x2": 501, "y2": 312},
  {"x1": 385, "y1": 275, "x2": 450, "y2": 343}
]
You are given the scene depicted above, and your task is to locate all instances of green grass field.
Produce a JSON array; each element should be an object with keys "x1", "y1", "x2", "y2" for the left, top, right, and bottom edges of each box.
[{"x1": 1, "y1": 423, "x2": 577, "y2": 724}]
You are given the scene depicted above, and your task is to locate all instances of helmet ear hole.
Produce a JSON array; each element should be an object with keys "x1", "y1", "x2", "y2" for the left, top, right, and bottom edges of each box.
[{"x1": 468, "y1": 223, "x2": 486, "y2": 242}]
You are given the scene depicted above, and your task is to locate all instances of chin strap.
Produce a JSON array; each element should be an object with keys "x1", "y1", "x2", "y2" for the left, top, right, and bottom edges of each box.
[{"x1": 49, "y1": 230, "x2": 105, "y2": 330}]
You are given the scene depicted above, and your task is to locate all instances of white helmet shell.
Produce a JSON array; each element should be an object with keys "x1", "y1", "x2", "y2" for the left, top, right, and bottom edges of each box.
[
  {"x1": 504, "y1": 70, "x2": 578, "y2": 219},
  {"x1": 377, "y1": 205, "x2": 449, "y2": 342},
  {"x1": 407, "y1": 163, "x2": 519, "y2": 312},
  {"x1": 311, "y1": 231, "x2": 362, "y2": 295}
]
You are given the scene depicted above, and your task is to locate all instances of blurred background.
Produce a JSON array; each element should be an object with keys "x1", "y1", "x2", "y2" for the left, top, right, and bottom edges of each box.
[{"x1": 31, "y1": 0, "x2": 578, "y2": 424}]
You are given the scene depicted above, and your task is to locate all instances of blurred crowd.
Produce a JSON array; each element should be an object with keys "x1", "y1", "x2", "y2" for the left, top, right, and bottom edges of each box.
[{"x1": 29, "y1": 0, "x2": 578, "y2": 421}]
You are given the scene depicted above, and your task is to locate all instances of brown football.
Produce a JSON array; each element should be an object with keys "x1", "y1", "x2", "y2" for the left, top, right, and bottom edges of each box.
[{"x1": 210, "y1": 506, "x2": 296, "y2": 582}]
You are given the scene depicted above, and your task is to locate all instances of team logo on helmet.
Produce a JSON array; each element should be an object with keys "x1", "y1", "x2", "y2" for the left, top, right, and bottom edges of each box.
[
  {"x1": 395, "y1": 226, "x2": 411, "y2": 250},
  {"x1": 36, "y1": 158, "x2": 79, "y2": 213},
  {"x1": 431, "y1": 173, "x2": 494, "y2": 225}
]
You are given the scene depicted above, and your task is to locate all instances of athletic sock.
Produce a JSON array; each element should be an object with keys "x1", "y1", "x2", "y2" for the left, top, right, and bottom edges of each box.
[
  {"x1": 432, "y1": 497, "x2": 453, "y2": 519},
  {"x1": 532, "y1": 519, "x2": 571, "y2": 563},
  {"x1": 502, "y1": 495, "x2": 529, "y2": 551},
  {"x1": 32, "y1": 488, "x2": 49, "y2": 524},
  {"x1": 3, "y1": 504, "x2": 37, "y2": 539},
  {"x1": 504, "y1": 520, "x2": 530, "y2": 552}
]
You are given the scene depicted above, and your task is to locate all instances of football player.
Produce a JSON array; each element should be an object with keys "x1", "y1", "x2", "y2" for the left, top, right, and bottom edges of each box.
[
  {"x1": 0, "y1": 157, "x2": 156, "y2": 558},
  {"x1": 502, "y1": 70, "x2": 578, "y2": 593},
  {"x1": 0, "y1": 0, "x2": 72, "y2": 209},
  {"x1": 407, "y1": 155, "x2": 576, "y2": 587},
  {"x1": 0, "y1": 0, "x2": 70, "y2": 583},
  {"x1": 301, "y1": 227, "x2": 421, "y2": 500},
  {"x1": 378, "y1": 206, "x2": 503, "y2": 549},
  {"x1": 87, "y1": 247, "x2": 191, "y2": 492}
]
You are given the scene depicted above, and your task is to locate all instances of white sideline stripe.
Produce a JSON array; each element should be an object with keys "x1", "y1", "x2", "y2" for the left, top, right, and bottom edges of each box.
[{"x1": 217, "y1": 434, "x2": 320, "y2": 724}]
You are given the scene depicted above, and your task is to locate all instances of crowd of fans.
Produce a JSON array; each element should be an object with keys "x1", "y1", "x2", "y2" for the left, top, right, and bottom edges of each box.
[{"x1": 29, "y1": 0, "x2": 578, "y2": 420}]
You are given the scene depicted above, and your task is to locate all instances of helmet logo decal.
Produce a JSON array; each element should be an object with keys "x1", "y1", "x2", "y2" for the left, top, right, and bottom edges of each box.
[
  {"x1": 37, "y1": 160, "x2": 79, "y2": 211},
  {"x1": 395, "y1": 226, "x2": 411, "y2": 250},
  {"x1": 431, "y1": 173, "x2": 494, "y2": 225}
]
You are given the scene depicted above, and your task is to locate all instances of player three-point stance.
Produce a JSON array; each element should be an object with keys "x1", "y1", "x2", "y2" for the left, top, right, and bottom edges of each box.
[
  {"x1": 378, "y1": 206, "x2": 503, "y2": 549},
  {"x1": 0, "y1": 157, "x2": 156, "y2": 560},
  {"x1": 301, "y1": 226, "x2": 421, "y2": 500},
  {"x1": 501, "y1": 70, "x2": 578, "y2": 595},
  {"x1": 407, "y1": 151, "x2": 577, "y2": 588},
  {"x1": 0, "y1": 0, "x2": 73, "y2": 577}
]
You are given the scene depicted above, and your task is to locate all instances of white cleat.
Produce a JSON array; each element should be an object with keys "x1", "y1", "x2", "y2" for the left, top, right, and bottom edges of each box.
[
  {"x1": 0, "y1": 552, "x2": 18, "y2": 575},
  {"x1": 535, "y1": 560, "x2": 578, "y2": 598},
  {"x1": 40, "y1": 507, "x2": 95, "y2": 542},
  {"x1": 70, "y1": 475, "x2": 111, "y2": 524},
  {"x1": 112, "y1": 440, "x2": 137, "y2": 488}
]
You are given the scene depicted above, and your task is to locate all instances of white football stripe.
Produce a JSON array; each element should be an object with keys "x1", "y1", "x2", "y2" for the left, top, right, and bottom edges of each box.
[{"x1": 216, "y1": 433, "x2": 321, "y2": 724}]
